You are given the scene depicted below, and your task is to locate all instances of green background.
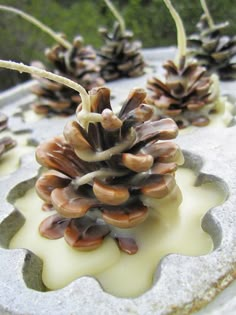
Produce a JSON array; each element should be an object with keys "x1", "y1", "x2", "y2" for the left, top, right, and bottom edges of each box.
[{"x1": 0, "y1": 0, "x2": 235, "y2": 90}]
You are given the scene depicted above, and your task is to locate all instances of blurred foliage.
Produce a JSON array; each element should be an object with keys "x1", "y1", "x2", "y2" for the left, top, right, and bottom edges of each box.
[{"x1": 0, "y1": 0, "x2": 235, "y2": 90}]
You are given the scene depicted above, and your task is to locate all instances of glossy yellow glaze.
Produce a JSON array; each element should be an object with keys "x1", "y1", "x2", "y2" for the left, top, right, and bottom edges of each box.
[{"x1": 10, "y1": 167, "x2": 226, "y2": 297}]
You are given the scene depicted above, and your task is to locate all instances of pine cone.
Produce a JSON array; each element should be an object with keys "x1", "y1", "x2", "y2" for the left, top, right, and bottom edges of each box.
[
  {"x1": 188, "y1": 14, "x2": 236, "y2": 80},
  {"x1": 146, "y1": 57, "x2": 218, "y2": 128},
  {"x1": 35, "y1": 87, "x2": 183, "y2": 254},
  {"x1": 31, "y1": 36, "x2": 105, "y2": 115},
  {"x1": 98, "y1": 23, "x2": 145, "y2": 81}
]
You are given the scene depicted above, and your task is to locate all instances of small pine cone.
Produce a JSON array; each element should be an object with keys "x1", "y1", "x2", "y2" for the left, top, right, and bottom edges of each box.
[
  {"x1": 31, "y1": 36, "x2": 105, "y2": 115},
  {"x1": 98, "y1": 23, "x2": 145, "y2": 81},
  {"x1": 146, "y1": 58, "x2": 218, "y2": 128},
  {"x1": 188, "y1": 14, "x2": 236, "y2": 80},
  {"x1": 35, "y1": 87, "x2": 183, "y2": 254}
]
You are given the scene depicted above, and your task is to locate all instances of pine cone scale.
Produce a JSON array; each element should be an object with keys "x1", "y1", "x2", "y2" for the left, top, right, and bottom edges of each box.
[
  {"x1": 122, "y1": 153, "x2": 154, "y2": 173},
  {"x1": 51, "y1": 186, "x2": 98, "y2": 218},
  {"x1": 102, "y1": 203, "x2": 148, "y2": 228},
  {"x1": 135, "y1": 118, "x2": 178, "y2": 144},
  {"x1": 151, "y1": 162, "x2": 177, "y2": 175},
  {"x1": 93, "y1": 179, "x2": 130, "y2": 206},
  {"x1": 143, "y1": 142, "x2": 181, "y2": 163},
  {"x1": 116, "y1": 237, "x2": 138, "y2": 255},
  {"x1": 64, "y1": 218, "x2": 109, "y2": 250},
  {"x1": 35, "y1": 170, "x2": 70, "y2": 203},
  {"x1": 141, "y1": 174, "x2": 176, "y2": 199},
  {"x1": 39, "y1": 214, "x2": 70, "y2": 239}
]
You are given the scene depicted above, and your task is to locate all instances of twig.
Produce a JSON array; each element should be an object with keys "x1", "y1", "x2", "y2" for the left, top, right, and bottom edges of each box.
[
  {"x1": 104, "y1": 0, "x2": 126, "y2": 34},
  {"x1": 163, "y1": 0, "x2": 186, "y2": 67},
  {"x1": 72, "y1": 168, "x2": 127, "y2": 188},
  {"x1": 200, "y1": 0, "x2": 215, "y2": 29},
  {"x1": 0, "y1": 5, "x2": 72, "y2": 49},
  {"x1": 75, "y1": 128, "x2": 136, "y2": 162}
]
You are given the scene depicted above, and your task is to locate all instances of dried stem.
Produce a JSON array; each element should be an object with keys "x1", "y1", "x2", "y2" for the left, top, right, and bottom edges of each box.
[
  {"x1": 104, "y1": 0, "x2": 126, "y2": 35},
  {"x1": 72, "y1": 169, "x2": 127, "y2": 188},
  {"x1": 0, "y1": 60, "x2": 91, "y2": 127},
  {"x1": 163, "y1": 0, "x2": 186, "y2": 67},
  {"x1": 0, "y1": 5, "x2": 72, "y2": 49},
  {"x1": 76, "y1": 112, "x2": 103, "y2": 130},
  {"x1": 75, "y1": 128, "x2": 136, "y2": 162},
  {"x1": 200, "y1": 0, "x2": 215, "y2": 29}
]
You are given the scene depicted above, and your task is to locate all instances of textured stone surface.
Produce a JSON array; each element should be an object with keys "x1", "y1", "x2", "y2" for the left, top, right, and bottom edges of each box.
[{"x1": 0, "y1": 47, "x2": 236, "y2": 315}]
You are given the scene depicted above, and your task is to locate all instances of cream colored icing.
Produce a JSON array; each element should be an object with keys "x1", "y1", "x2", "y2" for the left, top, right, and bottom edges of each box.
[
  {"x1": 23, "y1": 109, "x2": 44, "y2": 123},
  {"x1": 9, "y1": 167, "x2": 226, "y2": 297},
  {"x1": 0, "y1": 131, "x2": 34, "y2": 176}
]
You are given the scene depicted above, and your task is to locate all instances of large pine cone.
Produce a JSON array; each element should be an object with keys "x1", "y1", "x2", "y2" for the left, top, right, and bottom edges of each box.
[
  {"x1": 98, "y1": 23, "x2": 145, "y2": 81},
  {"x1": 0, "y1": 113, "x2": 16, "y2": 157},
  {"x1": 35, "y1": 87, "x2": 183, "y2": 254},
  {"x1": 188, "y1": 14, "x2": 236, "y2": 80},
  {"x1": 146, "y1": 57, "x2": 218, "y2": 128},
  {"x1": 31, "y1": 36, "x2": 105, "y2": 115}
]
